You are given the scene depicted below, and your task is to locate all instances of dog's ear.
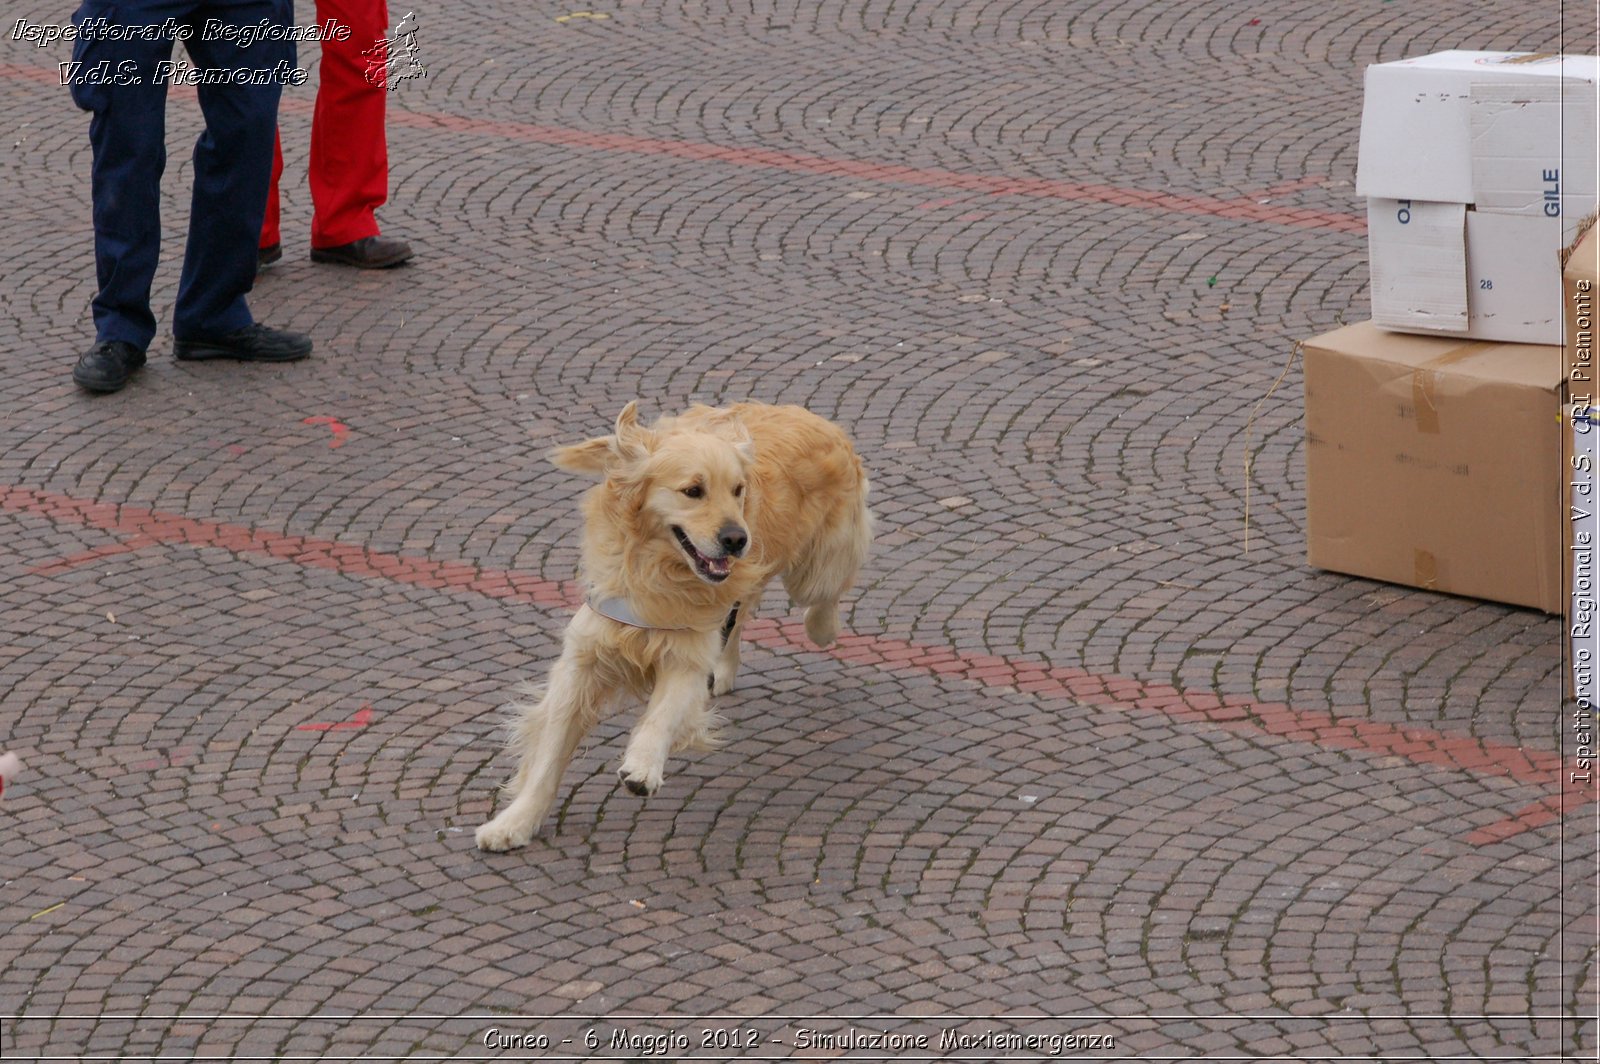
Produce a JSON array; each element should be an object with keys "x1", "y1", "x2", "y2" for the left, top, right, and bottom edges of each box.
[
  {"x1": 614, "y1": 400, "x2": 643, "y2": 436},
  {"x1": 548, "y1": 436, "x2": 613, "y2": 476},
  {"x1": 548, "y1": 402, "x2": 656, "y2": 477},
  {"x1": 726, "y1": 421, "x2": 756, "y2": 465},
  {"x1": 611, "y1": 400, "x2": 657, "y2": 461},
  {"x1": 692, "y1": 406, "x2": 756, "y2": 463}
]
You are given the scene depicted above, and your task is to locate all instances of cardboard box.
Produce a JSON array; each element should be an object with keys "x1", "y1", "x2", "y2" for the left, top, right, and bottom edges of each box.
[
  {"x1": 1304, "y1": 321, "x2": 1565, "y2": 613},
  {"x1": 1359, "y1": 50, "x2": 1598, "y2": 343},
  {"x1": 1357, "y1": 51, "x2": 1599, "y2": 205},
  {"x1": 1565, "y1": 221, "x2": 1598, "y2": 650},
  {"x1": 1369, "y1": 201, "x2": 1581, "y2": 343},
  {"x1": 1566, "y1": 218, "x2": 1598, "y2": 399}
]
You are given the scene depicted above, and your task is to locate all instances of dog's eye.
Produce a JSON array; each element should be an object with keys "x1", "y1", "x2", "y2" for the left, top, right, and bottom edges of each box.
[
  {"x1": 682, "y1": 485, "x2": 704, "y2": 499},
  {"x1": 733, "y1": 484, "x2": 744, "y2": 498}
]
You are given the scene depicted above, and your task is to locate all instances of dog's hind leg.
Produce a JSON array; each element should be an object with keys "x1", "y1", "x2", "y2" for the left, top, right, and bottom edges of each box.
[
  {"x1": 784, "y1": 483, "x2": 873, "y2": 647},
  {"x1": 618, "y1": 667, "x2": 708, "y2": 798},
  {"x1": 711, "y1": 585, "x2": 766, "y2": 696},
  {"x1": 476, "y1": 654, "x2": 614, "y2": 852}
]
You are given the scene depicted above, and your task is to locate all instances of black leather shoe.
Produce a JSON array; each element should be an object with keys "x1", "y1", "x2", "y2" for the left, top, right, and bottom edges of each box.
[
  {"x1": 257, "y1": 243, "x2": 283, "y2": 269},
  {"x1": 72, "y1": 340, "x2": 146, "y2": 393},
  {"x1": 173, "y1": 323, "x2": 313, "y2": 363},
  {"x1": 310, "y1": 235, "x2": 413, "y2": 269}
]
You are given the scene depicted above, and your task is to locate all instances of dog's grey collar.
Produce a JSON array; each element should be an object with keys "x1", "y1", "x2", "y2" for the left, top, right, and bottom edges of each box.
[{"x1": 588, "y1": 595, "x2": 690, "y2": 631}]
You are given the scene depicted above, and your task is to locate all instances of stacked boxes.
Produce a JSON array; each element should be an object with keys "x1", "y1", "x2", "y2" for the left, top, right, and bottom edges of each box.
[
  {"x1": 1357, "y1": 51, "x2": 1597, "y2": 343},
  {"x1": 1302, "y1": 50, "x2": 1598, "y2": 612}
]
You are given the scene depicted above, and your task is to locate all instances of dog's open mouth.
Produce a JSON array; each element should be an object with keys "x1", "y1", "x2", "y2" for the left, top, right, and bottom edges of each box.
[{"x1": 672, "y1": 526, "x2": 732, "y2": 583}]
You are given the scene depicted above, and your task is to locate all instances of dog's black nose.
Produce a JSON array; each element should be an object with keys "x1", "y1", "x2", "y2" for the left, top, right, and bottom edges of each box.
[{"x1": 718, "y1": 524, "x2": 748, "y2": 556}]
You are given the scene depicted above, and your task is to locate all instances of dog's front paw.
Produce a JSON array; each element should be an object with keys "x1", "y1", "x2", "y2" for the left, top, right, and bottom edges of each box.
[
  {"x1": 476, "y1": 813, "x2": 536, "y2": 852},
  {"x1": 617, "y1": 765, "x2": 663, "y2": 798},
  {"x1": 710, "y1": 662, "x2": 737, "y2": 696}
]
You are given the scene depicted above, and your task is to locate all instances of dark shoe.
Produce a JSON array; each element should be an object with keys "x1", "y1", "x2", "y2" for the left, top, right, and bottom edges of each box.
[
  {"x1": 310, "y1": 235, "x2": 413, "y2": 269},
  {"x1": 257, "y1": 243, "x2": 283, "y2": 269},
  {"x1": 72, "y1": 340, "x2": 146, "y2": 394},
  {"x1": 173, "y1": 323, "x2": 313, "y2": 363}
]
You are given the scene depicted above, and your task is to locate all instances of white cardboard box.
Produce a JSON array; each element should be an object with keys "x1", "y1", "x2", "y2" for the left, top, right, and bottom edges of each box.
[
  {"x1": 1360, "y1": 50, "x2": 1599, "y2": 343},
  {"x1": 1369, "y1": 199, "x2": 1585, "y2": 343},
  {"x1": 1357, "y1": 50, "x2": 1598, "y2": 207}
]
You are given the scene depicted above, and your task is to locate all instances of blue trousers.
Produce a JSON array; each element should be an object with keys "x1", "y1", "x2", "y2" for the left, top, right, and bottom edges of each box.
[{"x1": 69, "y1": 0, "x2": 295, "y2": 348}]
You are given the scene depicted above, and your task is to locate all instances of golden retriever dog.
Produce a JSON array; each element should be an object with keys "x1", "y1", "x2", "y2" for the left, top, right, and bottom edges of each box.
[{"x1": 476, "y1": 401, "x2": 872, "y2": 851}]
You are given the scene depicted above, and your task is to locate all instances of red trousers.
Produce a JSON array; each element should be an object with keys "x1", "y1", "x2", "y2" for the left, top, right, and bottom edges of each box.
[{"x1": 261, "y1": 0, "x2": 389, "y2": 249}]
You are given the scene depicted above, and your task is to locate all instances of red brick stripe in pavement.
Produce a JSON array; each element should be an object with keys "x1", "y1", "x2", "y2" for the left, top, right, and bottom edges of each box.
[
  {"x1": 3, "y1": 485, "x2": 576, "y2": 609},
  {"x1": 0, "y1": 63, "x2": 1365, "y2": 234},
  {"x1": 4, "y1": 483, "x2": 1581, "y2": 843}
]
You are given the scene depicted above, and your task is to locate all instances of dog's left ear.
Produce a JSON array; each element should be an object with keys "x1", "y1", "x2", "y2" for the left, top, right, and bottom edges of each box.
[
  {"x1": 549, "y1": 436, "x2": 612, "y2": 475},
  {"x1": 548, "y1": 401, "x2": 658, "y2": 477}
]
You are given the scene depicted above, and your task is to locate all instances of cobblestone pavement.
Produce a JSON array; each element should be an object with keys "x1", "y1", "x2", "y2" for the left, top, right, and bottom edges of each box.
[{"x1": 1, "y1": 0, "x2": 1596, "y2": 1058}]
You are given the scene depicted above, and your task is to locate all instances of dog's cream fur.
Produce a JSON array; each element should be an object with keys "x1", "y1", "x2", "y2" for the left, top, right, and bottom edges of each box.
[{"x1": 476, "y1": 401, "x2": 872, "y2": 851}]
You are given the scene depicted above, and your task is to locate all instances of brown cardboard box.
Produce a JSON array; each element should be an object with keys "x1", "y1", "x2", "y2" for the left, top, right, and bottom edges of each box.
[
  {"x1": 1304, "y1": 321, "x2": 1565, "y2": 612},
  {"x1": 1566, "y1": 218, "x2": 1597, "y2": 410},
  {"x1": 1564, "y1": 220, "x2": 1597, "y2": 655}
]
